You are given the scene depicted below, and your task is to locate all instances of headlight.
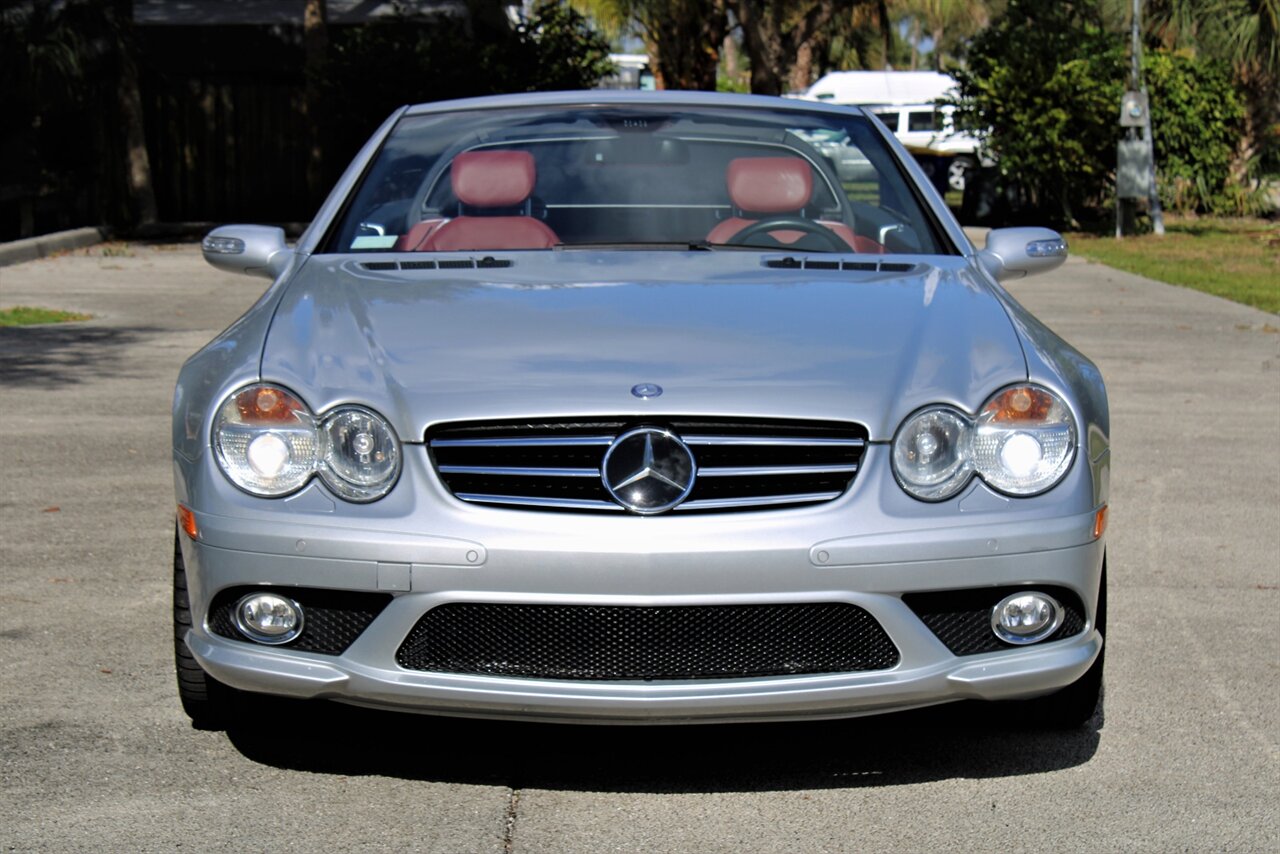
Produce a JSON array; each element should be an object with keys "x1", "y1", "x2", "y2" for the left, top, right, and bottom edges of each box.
[
  {"x1": 971, "y1": 386, "x2": 1076, "y2": 495},
  {"x1": 892, "y1": 385, "x2": 1076, "y2": 501},
  {"x1": 213, "y1": 384, "x2": 401, "y2": 501},
  {"x1": 317, "y1": 406, "x2": 402, "y2": 501},
  {"x1": 891, "y1": 407, "x2": 973, "y2": 500},
  {"x1": 214, "y1": 385, "x2": 317, "y2": 496}
]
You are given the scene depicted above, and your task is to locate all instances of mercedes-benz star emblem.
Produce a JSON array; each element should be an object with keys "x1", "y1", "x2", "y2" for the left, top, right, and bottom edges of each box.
[
  {"x1": 631, "y1": 383, "x2": 663, "y2": 399},
  {"x1": 602, "y1": 427, "x2": 696, "y2": 514}
]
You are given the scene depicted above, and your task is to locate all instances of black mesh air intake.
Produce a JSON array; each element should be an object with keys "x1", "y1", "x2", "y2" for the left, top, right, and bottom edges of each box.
[
  {"x1": 395, "y1": 602, "x2": 900, "y2": 680},
  {"x1": 208, "y1": 586, "x2": 392, "y2": 654},
  {"x1": 902, "y1": 586, "x2": 1087, "y2": 656}
]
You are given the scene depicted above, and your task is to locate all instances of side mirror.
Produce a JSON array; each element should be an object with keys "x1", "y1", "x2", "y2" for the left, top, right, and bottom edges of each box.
[
  {"x1": 977, "y1": 227, "x2": 1068, "y2": 282},
  {"x1": 201, "y1": 225, "x2": 293, "y2": 279}
]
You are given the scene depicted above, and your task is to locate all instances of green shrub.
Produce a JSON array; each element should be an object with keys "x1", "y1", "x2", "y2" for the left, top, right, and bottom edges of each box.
[
  {"x1": 951, "y1": 0, "x2": 1260, "y2": 224},
  {"x1": 950, "y1": 0, "x2": 1125, "y2": 227},
  {"x1": 1145, "y1": 50, "x2": 1254, "y2": 215}
]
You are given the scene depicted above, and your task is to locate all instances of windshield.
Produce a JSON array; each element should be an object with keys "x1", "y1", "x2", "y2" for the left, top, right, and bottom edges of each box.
[{"x1": 323, "y1": 103, "x2": 952, "y2": 255}]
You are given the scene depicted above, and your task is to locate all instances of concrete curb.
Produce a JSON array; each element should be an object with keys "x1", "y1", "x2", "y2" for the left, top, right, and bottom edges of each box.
[{"x1": 0, "y1": 226, "x2": 107, "y2": 267}]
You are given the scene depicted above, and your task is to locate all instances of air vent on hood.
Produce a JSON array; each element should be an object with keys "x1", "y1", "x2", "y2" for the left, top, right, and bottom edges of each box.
[
  {"x1": 360, "y1": 256, "x2": 514, "y2": 272},
  {"x1": 763, "y1": 257, "x2": 917, "y2": 273}
]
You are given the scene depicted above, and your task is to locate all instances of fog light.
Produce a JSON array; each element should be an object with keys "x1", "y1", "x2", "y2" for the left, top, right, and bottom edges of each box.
[
  {"x1": 233, "y1": 592, "x2": 303, "y2": 644},
  {"x1": 991, "y1": 591, "x2": 1063, "y2": 645}
]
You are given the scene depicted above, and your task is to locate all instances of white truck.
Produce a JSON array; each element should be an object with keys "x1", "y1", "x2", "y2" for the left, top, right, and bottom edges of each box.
[{"x1": 801, "y1": 71, "x2": 983, "y2": 192}]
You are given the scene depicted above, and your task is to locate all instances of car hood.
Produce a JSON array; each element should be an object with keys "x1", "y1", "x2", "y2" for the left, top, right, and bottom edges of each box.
[{"x1": 261, "y1": 253, "x2": 1026, "y2": 441}]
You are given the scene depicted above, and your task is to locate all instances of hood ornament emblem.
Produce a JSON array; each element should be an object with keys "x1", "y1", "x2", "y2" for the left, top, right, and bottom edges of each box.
[
  {"x1": 602, "y1": 427, "x2": 696, "y2": 514},
  {"x1": 631, "y1": 383, "x2": 663, "y2": 399}
]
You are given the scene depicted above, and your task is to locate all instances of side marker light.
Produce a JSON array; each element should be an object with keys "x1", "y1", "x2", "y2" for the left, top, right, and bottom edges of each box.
[{"x1": 178, "y1": 504, "x2": 199, "y2": 540}]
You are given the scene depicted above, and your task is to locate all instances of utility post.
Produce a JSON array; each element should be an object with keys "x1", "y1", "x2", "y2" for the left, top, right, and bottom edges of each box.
[{"x1": 1116, "y1": 0, "x2": 1164, "y2": 237}]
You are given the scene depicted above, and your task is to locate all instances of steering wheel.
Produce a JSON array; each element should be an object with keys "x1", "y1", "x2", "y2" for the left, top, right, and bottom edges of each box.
[{"x1": 724, "y1": 217, "x2": 851, "y2": 252}]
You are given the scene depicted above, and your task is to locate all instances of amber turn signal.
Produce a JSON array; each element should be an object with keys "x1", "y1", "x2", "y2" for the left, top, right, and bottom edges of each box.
[
  {"x1": 233, "y1": 385, "x2": 307, "y2": 424},
  {"x1": 178, "y1": 504, "x2": 199, "y2": 540},
  {"x1": 982, "y1": 386, "x2": 1056, "y2": 423},
  {"x1": 1093, "y1": 505, "x2": 1108, "y2": 540}
]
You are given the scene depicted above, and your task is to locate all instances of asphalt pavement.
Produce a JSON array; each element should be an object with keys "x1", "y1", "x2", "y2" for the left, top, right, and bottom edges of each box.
[{"x1": 1, "y1": 240, "x2": 1277, "y2": 852}]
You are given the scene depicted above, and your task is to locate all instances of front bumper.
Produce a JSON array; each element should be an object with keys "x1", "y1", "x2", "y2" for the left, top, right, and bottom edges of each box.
[{"x1": 177, "y1": 445, "x2": 1106, "y2": 724}]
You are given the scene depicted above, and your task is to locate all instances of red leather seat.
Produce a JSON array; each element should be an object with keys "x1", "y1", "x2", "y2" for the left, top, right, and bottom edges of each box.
[
  {"x1": 706, "y1": 157, "x2": 883, "y2": 253},
  {"x1": 397, "y1": 151, "x2": 559, "y2": 252}
]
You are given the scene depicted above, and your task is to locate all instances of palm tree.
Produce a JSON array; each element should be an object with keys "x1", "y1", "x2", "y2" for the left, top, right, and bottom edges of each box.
[
  {"x1": 897, "y1": 0, "x2": 996, "y2": 70},
  {"x1": 572, "y1": 0, "x2": 729, "y2": 89},
  {"x1": 1146, "y1": 0, "x2": 1279, "y2": 180},
  {"x1": 732, "y1": 0, "x2": 865, "y2": 94}
]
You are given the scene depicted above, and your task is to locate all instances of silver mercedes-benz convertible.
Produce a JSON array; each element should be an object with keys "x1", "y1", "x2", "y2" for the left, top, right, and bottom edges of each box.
[{"x1": 173, "y1": 91, "x2": 1109, "y2": 729}]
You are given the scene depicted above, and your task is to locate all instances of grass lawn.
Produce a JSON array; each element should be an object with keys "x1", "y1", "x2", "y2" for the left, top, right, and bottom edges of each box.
[
  {"x1": 1066, "y1": 218, "x2": 1280, "y2": 314},
  {"x1": 0, "y1": 306, "x2": 92, "y2": 327}
]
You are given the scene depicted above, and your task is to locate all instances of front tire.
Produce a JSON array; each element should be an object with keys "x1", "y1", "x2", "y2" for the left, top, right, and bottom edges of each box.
[{"x1": 173, "y1": 531, "x2": 240, "y2": 730}]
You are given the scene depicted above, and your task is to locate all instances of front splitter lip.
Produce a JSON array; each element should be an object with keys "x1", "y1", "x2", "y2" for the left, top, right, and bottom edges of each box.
[{"x1": 186, "y1": 629, "x2": 1102, "y2": 725}]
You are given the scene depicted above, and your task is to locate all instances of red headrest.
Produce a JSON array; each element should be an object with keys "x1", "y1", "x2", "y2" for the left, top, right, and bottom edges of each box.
[
  {"x1": 726, "y1": 157, "x2": 813, "y2": 213},
  {"x1": 451, "y1": 151, "x2": 536, "y2": 208}
]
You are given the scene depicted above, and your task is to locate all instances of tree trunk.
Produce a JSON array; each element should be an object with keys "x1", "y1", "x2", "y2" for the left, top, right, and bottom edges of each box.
[
  {"x1": 790, "y1": 40, "x2": 816, "y2": 93},
  {"x1": 878, "y1": 0, "x2": 893, "y2": 69},
  {"x1": 644, "y1": 0, "x2": 726, "y2": 90},
  {"x1": 735, "y1": 0, "x2": 785, "y2": 95},
  {"x1": 112, "y1": 0, "x2": 157, "y2": 225},
  {"x1": 1228, "y1": 64, "x2": 1276, "y2": 187},
  {"x1": 303, "y1": 0, "x2": 328, "y2": 203},
  {"x1": 734, "y1": 0, "x2": 838, "y2": 96},
  {"x1": 723, "y1": 33, "x2": 740, "y2": 79}
]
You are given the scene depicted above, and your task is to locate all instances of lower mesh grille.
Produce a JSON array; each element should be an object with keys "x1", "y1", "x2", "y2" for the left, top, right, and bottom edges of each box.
[
  {"x1": 208, "y1": 586, "x2": 392, "y2": 654},
  {"x1": 395, "y1": 602, "x2": 900, "y2": 680},
  {"x1": 903, "y1": 586, "x2": 1087, "y2": 655}
]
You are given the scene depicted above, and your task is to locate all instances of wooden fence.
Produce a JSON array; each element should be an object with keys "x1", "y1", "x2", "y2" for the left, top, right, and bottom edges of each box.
[
  {"x1": 138, "y1": 25, "x2": 318, "y2": 225},
  {"x1": 142, "y1": 72, "x2": 315, "y2": 224}
]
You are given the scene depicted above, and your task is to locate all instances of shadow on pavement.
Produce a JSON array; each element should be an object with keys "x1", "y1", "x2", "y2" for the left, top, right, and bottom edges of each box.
[
  {"x1": 225, "y1": 694, "x2": 1103, "y2": 792},
  {"x1": 0, "y1": 324, "x2": 159, "y2": 387}
]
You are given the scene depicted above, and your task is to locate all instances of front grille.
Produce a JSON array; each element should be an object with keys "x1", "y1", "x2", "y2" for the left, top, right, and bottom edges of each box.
[
  {"x1": 903, "y1": 586, "x2": 1087, "y2": 656},
  {"x1": 428, "y1": 417, "x2": 868, "y2": 513},
  {"x1": 208, "y1": 586, "x2": 392, "y2": 654},
  {"x1": 395, "y1": 602, "x2": 900, "y2": 679}
]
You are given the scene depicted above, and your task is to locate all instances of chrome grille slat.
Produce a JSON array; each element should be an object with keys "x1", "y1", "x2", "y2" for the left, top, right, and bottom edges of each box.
[
  {"x1": 439, "y1": 465, "x2": 600, "y2": 478},
  {"x1": 431, "y1": 436, "x2": 615, "y2": 448},
  {"x1": 454, "y1": 493, "x2": 625, "y2": 511},
  {"x1": 429, "y1": 418, "x2": 868, "y2": 515},
  {"x1": 674, "y1": 492, "x2": 844, "y2": 510},
  {"x1": 682, "y1": 435, "x2": 866, "y2": 447},
  {"x1": 698, "y1": 464, "x2": 858, "y2": 477}
]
